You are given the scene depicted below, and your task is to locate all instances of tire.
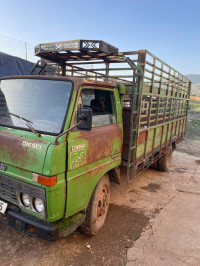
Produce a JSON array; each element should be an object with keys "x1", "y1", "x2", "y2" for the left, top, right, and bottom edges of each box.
[
  {"x1": 157, "y1": 146, "x2": 173, "y2": 172},
  {"x1": 81, "y1": 174, "x2": 110, "y2": 236},
  {"x1": 150, "y1": 160, "x2": 158, "y2": 170}
]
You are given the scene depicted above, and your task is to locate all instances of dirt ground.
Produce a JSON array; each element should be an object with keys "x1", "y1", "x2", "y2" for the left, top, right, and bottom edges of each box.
[
  {"x1": 126, "y1": 111, "x2": 200, "y2": 265},
  {"x1": 0, "y1": 111, "x2": 200, "y2": 266},
  {"x1": 176, "y1": 110, "x2": 200, "y2": 156}
]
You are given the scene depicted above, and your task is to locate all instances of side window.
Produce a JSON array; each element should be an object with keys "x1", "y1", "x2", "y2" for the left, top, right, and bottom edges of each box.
[{"x1": 80, "y1": 89, "x2": 117, "y2": 127}]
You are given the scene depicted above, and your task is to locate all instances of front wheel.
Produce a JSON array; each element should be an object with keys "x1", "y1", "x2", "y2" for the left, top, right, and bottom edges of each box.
[{"x1": 81, "y1": 174, "x2": 110, "y2": 236}]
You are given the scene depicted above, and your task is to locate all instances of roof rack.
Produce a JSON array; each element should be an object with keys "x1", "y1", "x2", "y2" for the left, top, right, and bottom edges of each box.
[
  {"x1": 35, "y1": 39, "x2": 119, "y2": 63},
  {"x1": 33, "y1": 39, "x2": 139, "y2": 84},
  {"x1": 33, "y1": 39, "x2": 190, "y2": 90}
]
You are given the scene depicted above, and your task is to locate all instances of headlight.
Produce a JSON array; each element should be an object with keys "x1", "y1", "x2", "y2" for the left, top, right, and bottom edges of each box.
[
  {"x1": 34, "y1": 198, "x2": 44, "y2": 213},
  {"x1": 21, "y1": 193, "x2": 30, "y2": 207}
]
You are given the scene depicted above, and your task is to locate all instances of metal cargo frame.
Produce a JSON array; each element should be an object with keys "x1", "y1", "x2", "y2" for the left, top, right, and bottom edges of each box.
[
  {"x1": 32, "y1": 40, "x2": 191, "y2": 182},
  {"x1": 122, "y1": 50, "x2": 191, "y2": 181}
]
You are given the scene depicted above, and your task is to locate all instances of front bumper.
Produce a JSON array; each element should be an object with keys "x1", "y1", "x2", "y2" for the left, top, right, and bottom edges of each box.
[{"x1": 0, "y1": 204, "x2": 59, "y2": 241}]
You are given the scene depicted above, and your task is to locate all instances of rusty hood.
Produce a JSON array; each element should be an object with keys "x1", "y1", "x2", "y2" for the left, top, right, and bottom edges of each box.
[{"x1": 0, "y1": 128, "x2": 53, "y2": 174}]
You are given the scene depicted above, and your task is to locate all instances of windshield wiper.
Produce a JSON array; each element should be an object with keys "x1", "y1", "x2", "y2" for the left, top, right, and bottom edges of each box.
[
  {"x1": 9, "y1": 112, "x2": 33, "y2": 124},
  {"x1": 9, "y1": 112, "x2": 41, "y2": 137}
]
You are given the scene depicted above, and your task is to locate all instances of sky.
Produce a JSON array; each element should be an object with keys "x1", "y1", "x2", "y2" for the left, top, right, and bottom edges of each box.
[{"x1": 0, "y1": 0, "x2": 199, "y2": 74}]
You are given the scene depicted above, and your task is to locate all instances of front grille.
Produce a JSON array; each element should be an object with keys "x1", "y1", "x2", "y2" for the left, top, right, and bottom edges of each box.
[
  {"x1": 0, "y1": 173, "x2": 46, "y2": 208},
  {"x1": 0, "y1": 174, "x2": 18, "y2": 204}
]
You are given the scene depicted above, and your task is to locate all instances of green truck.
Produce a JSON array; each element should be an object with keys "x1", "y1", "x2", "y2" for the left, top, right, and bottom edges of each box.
[{"x1": 0, "y1": 40, "x2": 191, "y2": 240}]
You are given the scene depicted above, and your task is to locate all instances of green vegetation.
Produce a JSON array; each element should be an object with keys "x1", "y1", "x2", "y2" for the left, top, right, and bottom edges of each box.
[
  {"x1": 186, "y1": 125, "x2": 192, "y2": 130},
  {"x1": 189, "y1": 102, "x2": 200, "y2": 111},
  {"x1": 186, "y1": 118, "x2": 200, "y2": 142},
  {"x1": 191, "y1": 120, "x2": 200, "y2": 127}
]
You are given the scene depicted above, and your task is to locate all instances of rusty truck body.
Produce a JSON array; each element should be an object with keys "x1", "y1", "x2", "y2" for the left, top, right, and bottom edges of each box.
[{"x1": 0, "y1": 40, "x2": 191, "y2": 240}]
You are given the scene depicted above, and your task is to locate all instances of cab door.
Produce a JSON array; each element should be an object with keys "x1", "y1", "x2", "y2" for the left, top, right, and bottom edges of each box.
[{"x1": 66, "y1": 87, "x2": 122, "y2": 217}]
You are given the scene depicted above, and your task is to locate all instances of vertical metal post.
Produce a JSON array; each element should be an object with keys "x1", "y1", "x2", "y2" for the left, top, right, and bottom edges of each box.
[
  {"x1": 125, "y1": 53, "x2": 144, "y2": 182},
  {"x1": 25, "y1": 42, "x2": 27, "y2": 60},
  {"x1": 41, "y1": 59, "x2": 46, "y2": 75},
  {"x1": 105, "y1": 61, "x2": 109, "y2": 81},
  {"x1": 61, "y1": 64, "x2": 66, "y2": 76}
]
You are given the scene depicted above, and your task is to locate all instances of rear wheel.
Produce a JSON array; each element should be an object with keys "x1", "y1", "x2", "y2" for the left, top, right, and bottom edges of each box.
[
  {"x1": 81, "y1": 174, "x2": 110, "y2": 235},
  {"x1": 150, "y1": 160, "x2": 158, "y2": 170},
  {"x1": 157, "y1": 146, "x2": 173, "y2": 172}
]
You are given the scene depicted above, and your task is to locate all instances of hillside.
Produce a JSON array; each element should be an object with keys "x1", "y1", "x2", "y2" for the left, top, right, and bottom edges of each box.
[
  {"x1": 186, "y1": 74, "x2": 200, "y2": 96},
  {"x1": 186, "y1": 74, "x2": 200, "y2": 84},
  {"x1": 191, "y1": 83, "x2": 200, "y2": 96}
]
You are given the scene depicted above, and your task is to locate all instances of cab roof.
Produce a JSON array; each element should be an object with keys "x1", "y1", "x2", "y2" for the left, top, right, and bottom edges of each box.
[{"x1": 0, "y1": 75, "x2": 119, "y2": 90}]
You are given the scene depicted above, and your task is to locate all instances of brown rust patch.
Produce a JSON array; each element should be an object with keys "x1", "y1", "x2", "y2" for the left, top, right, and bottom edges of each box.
[
  {"x1": 0, "y1": 130, "x2": 39, "y2": 168},
  {"x1": 138, "y1": 130, "x2": 148, "y2": 145},
  {"x1": 157, "y1": 127, "x2": 163, "y2": 136},
  {"x1": 74, "y1": 124, "x2": 122, "y2": 165}
]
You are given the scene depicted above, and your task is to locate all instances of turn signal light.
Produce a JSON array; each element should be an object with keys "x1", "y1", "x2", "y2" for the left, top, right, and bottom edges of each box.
[
  {"x1": 38, "y1": 175, "x2": 57, "y2": 186},
  {"x1": 32, "y1": 173, "x2": 57, "y2": 187}
]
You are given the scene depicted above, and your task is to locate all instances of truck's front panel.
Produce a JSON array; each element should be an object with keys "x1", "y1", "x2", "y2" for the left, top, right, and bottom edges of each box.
[{"x1": 0, "y1": 76, "x2": 74, "y2": 239}]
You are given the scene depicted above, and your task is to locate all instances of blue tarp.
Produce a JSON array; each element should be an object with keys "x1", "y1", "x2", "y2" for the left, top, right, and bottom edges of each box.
[{"x1": 0, "y1": 52, "x2": 34, "y2": 77}]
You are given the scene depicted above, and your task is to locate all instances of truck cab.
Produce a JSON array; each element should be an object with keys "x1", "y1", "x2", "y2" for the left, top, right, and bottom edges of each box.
[{"x1": 0, "y1": 74, "x2": 123, "y2": 239}]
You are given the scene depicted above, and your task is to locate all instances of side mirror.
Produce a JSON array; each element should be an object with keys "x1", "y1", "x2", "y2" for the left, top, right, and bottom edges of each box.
[{"x1": 77, "y1": 107, "x2": 92, "y2": 130}]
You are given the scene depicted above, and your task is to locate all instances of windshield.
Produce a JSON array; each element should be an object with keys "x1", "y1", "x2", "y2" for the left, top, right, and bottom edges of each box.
[{"x1": 0, "y1": 78, "x2": 72, "y2": 134}]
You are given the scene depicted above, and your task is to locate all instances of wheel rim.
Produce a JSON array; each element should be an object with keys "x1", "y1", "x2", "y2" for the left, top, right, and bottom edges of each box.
[{"x1": 97, "y1": 185, "x2": 109, "y2": 221}]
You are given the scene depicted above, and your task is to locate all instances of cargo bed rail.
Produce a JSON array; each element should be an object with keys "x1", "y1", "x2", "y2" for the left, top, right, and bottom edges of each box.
[{"x1": 32, "y1": 39, "x2": 191, "y2": 181}]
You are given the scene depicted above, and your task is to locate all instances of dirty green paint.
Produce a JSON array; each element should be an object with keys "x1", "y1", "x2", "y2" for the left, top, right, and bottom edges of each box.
[
  {"x1": 45, "y1": 173, "x2": 66, "y2": 222},
  {"x1": 56, "y1": 211, "x2": 85, "y2": 237},
  {"x1": 42, "y1": 142, "x2": 67, "y2": 176},
  {"x1": 0, "y1": 126, "x2": 50, "y2": 173},
  {"x1": 66, "y1": 156, "x2": 121, "y2": 218}
]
